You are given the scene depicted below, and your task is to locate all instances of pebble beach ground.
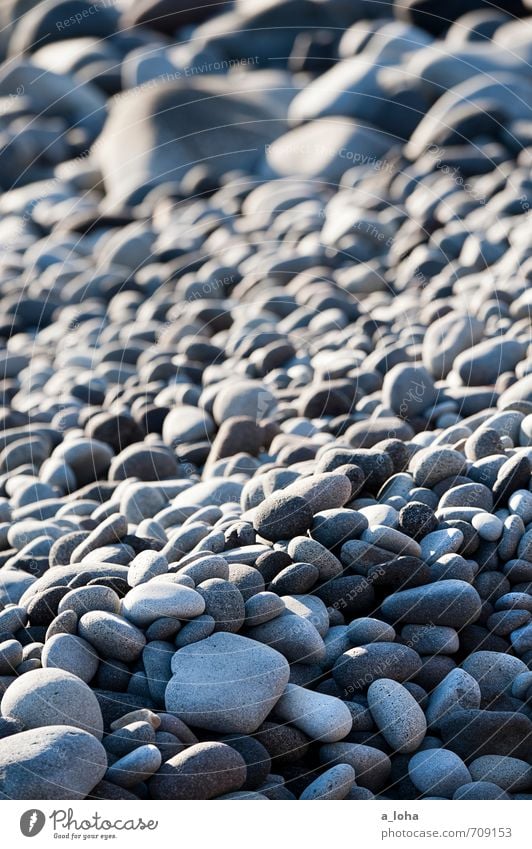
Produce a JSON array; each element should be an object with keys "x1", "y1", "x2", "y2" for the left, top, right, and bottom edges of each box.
[{"x1": 0, "y1": 0, "x2": 532, "y2": 802}]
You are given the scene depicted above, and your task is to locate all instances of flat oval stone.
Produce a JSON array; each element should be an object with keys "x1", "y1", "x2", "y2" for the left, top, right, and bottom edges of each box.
[
  {"x1": 1, "y1": 668, "x2": 103, "y2": 739},
  {"x1": 78, "y1": 611, "x2": 146, "y2": 662},
  {"x1": 148, "y1": 741, "x2": 247, "y2": 800},
  {"x1": 274, "y1": 683, "x2": 352, "y2": 743},
  {"x1": 319, "y1": 742, "x2": 391, "y2": 792},
  {"x1": 121, "y1": 582, "x2": 205, "y2": 626},
  {"x1": 381, "y1": 580, "x2": 482, "y2": 627},
  {"x1": 332, "y1": 642, "x2": 422, "y2": 694},
  {"x1": 166, "y1": 633, "x2": 290, "y2": 734},
  {"x1": 409, "y1": 749, "x2": 471, "y2": 798},
  {"x1": 469, "y1": 755, "x2": 532, "y2": 792},
  {"x1": 410, "y1": 448, "x2": 467, "y2": 487},
  {"x1": 42, "y1": 633, "x2": 99, "y2": 683},
  {"x1": 367, "y1": 679, "x2": 427, "y2": 753},
  {"x1": 0, "y1": 725, "x2": 107, "y2": 799},
  {"x1": 253, "y1": 491, "x2": 314, "y2": 542},
  {"x1": 440, "y1": 709, "x2": 532, "y2": 760},
  {"x1": 300, "y1": 763, "x2": 355, "y2": 800}
]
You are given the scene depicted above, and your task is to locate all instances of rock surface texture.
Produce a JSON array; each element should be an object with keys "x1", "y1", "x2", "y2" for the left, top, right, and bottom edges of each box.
[{"x1": 0, "y1": 0, "x2": 531, "y2": 803}]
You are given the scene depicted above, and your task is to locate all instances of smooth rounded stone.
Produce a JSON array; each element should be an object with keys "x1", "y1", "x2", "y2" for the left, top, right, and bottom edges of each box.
[
  {"x1": 465, "y1": 427, "x2": 504, "y2": 461},
  {"x1": 332, "y1": 642, "x2": 422, "y2": 695},
  {"x1": 454, "y1": 338, "x2": 527, "y2": 387},
  {"x1": 439, "y1": 482, "x2": 493, "y2": 512},
  {"x1": 469, "y1": 756, "x2": 532, "y2": 792},
  {"x1": 381, "y1": 580, "x2": 481, "y2": 627},
  {"x1": 142, "y1": 640, "x2": 174, "y2": 704},
  {"x1": 367, "y1": 556, "x2": 431, "y2": 589},
  {"x1": 282, "y1": 595, "x2": 329, "y2": 638},
  {"x1": 121, "y1": 581, "x2": 205, "y2": 626},
  {"x1": 287, "y1": 536, "x2": 343, "y2": 581},
  {"x1": 110, "y1": 709, "x2": 161, "y2": 733},
  {"x1": 173, "y1": 479, "x2": 243, "y2": 510},
  {"x1": 462, "y1": 651, "x2": 528, "y2": 704},
  {"x1": 71, "y1": 513, "x2": 128, "y2": 563},
  {"x1": 498, "y1": 514, "x2": 526, "y2": 561},
  {"x1": 274, "y1": 683, "x2": 352, "y2": 743},
  {"x1": 419, "y1": 528, "x2": 464, "y2": 564},
  {"x1": 381, "y1": 363, "x2": 437, "y2": 419},
  {"x1": 212, "y1": 381, "x2": 276, "y2": 425},
  {"x1": 1, "y1": 668, "x2": 103, "y2": 739},
  {"x1": 269, "y1": 562, "x2": 319, "y2": 595},
  {"x1": 244, "y1": 592, "x2": 285, "y2": 627},
  {"x1": 367, "y1": 679, "x2": 426, "y2": 753},
  {"x1": 49, "y1": 531, "x2": 90, "y2": 567},
  {"x1": 361, "y1": 525, "x2": 421, "y2": 558},
  {"x1": 162, "y1": 405, "x2": 215, "y2": 447},
  {"x1": 78, "y1": 612, "x2": 146, "y2": 662},
  {"x1": 166, "y1": 632, "x2": 290, "y2": 734},
  {"x1": 311, "y1": 508, "x2": 368, "y2": 550},
  {"x1": 398, "y1": 502, "x2": 438, "y2": 541},
  {"x1": 0, "y1": 605, "x2": 27, "y2": 635},
  {"x1": 177, "y1": 555, "x2": 229, "y2": 584},
  {"x1": 197, "y1": 578, "x2": 245, "y2": 633},
  {"x1": 280, "y1": 473, "x2": 353, "y2": 515},
  {"x1": 226, "y1": 564, "x2": 264, "y2": 601},
  {"x1": 220, "y1": 733, "x2": 271, "y2": 791},
  {"x1": 127, "y1": 551, "x2": 168, "y2": 587},
  {"x1": 508, "y1": 489, "x2": 532, "y2": 524},
  {"x1": 453, "y1": 781, "x2": 511, "y2": 800},
  {"x1": 299, "y1": 763, "x2": 355, "y2": 800},
  {"x1": 402, "y1": 624, "x2": 459, "y2": 655},
  {"x1": 174, "y1": 614, "x2": 216, "y2": 648},
  {"x1": 148, "y1": 741, "x2": 247, "y2": 800},
  {"x1": 319, "y1": 626, "x2": 352, "y2": 670},
  {"x1": 493, "y1": 454, "x2": 532, "y2": 508},
  {"x1": 422, "y1": 313, "x2": 484, "y2": 380},
  {"x1": 471, "y1": 512, "x2": 503, "y2": 541},
  {"x1": 511, "y1": 622, "x2": 532, "y2": 655},
  {"x1": 0, "y1": 725, "x2": 107, "y2": 800},
  {"x1": 106, "y1": 743, "x2": 162, "y2": 788},
  {"x1": 247, "y1": 610, "x2": 326, "y2": 664},
  {"x1": 46, "y1": 610, "x2": 78, "y2": 640},
  {"x1": 439, "y1": 710, "x2": 532, "y2": 761},
  {"x1": 408, "y1": 749, "x2": 471, "y2": 798},
  {"x1": 58, "y1": 585, "x2": 121, "y2": 618},
  {"x1": 346, "y1": 418, "x2": 415, "y2": 449},
  {"x1": 0, "y1": 640, "x2": 22, "y2": 675},
  {"x1": 253, "y1": 492, "x2": 313, "y2": 542},
  {"x1": 347, "y1": 618, "x2": 396, "y2": 646},
  {"x1": 410, "y1": 448, "x2": 467, "y2": 487},
  {"x1": 104, "y1": 721, "x2": 156, "y2": 757},
  {"x1": 319, "y1": 742, "x2": 391, "y2": 793},
  {"x1": 314, "y1": 575, "x2": 375, "y2": 620},
  {"x1": 41, "y1": 633, "x2": 98, "y2": 683},
  {"x1": 265, "y1": 117, "x2": 394, "y2": 183},
  {"x1": 488, "y1": 609, "x2": 531, "y2": 637}
]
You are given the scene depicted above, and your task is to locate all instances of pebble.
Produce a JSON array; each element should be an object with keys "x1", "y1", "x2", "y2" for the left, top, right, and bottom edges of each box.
[
  {"x1": 332, "y1": 642, "x2": 422, "y2": 694},
  {"x1": 149, "y1": 742, "x2": 247, "y2": 800},
  {"x1": 166, "y1": 633, "x2": 290, "y2": 734},
  {"x1": 106, "y1": 744, "x2": 162, "y2": 788},
  {"x1": 41, "y1": 633, "x2": 98, "y2": 683},
  {"x1": 274, "y1": 684, "x2": 352, "y2": 743},
  {"x1": 0, "y1": 726, "x2": 107, "y2": 799},
  {"x1": 1, "y1": 668, "x2": 103, "y2": 739},
  {"x1": 319, "y1": 743, "x2": 391, "y2": 793},
  {"x1": 78, "y1": 611, "x2": 146, "y2": 662},
  {"x1": 381, "y1": 580, "x2": 482, "y2": 627},
  {"x1": 121, "y1": 582, "x2": 205, "y2": 626},
  {"x1": 368, "y1": 679, "x2": 427, "y2": 753},
  {"x1": 299, "y1": 764, "x2": 355, "y2": 800},
  {"x1": 408, "y1": 749, "x2": 471, "y2": 797}
]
